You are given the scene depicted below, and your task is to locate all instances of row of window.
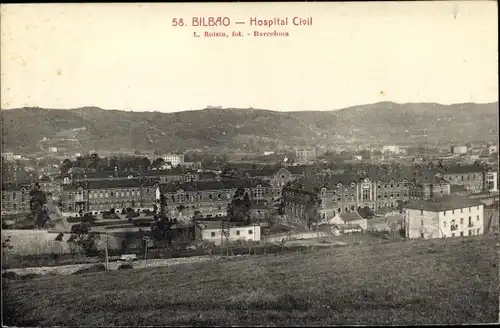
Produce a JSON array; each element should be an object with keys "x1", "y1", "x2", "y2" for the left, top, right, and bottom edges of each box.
[
  {"x1": 443, "y1": 206, "x2": 480, "y2": 216},
  {"x1": 210, "y1": 229, "x2": 253, "y2": 237}
]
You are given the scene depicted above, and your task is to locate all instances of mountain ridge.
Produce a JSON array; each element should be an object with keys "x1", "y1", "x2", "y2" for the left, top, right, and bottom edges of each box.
[{"x1": 1, "y1": 102, "x2": 498, "y2": 154}]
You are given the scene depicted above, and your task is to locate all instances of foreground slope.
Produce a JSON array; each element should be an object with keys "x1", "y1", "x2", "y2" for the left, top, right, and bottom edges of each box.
[{"x1": 3, "y1": 235, "x2": 498, "y2": 326}]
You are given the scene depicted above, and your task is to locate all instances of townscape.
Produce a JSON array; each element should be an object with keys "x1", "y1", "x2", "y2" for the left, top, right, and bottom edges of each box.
[{"x1": 2, "y1": 2, "x2": 499, "y2": 327}]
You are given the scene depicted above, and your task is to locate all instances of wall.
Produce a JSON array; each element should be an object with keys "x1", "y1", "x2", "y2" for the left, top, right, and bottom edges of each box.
[
  {"x1": 438, "y1": 205, "x2": 483, "y2": 237},
  {"x1": 405, "y1": 209, "x2": 439, "y2": 239},
  {"x1": 201, "y1": 225, "x2": 261, "y2": 246}
]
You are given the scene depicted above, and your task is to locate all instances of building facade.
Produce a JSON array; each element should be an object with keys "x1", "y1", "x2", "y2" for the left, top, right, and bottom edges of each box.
[
  {"x1": 296, "y1": 148, "x2": 316, "y2": 164},
  {"x1": 163, "y1": 153, "x2": 185, "y2": 167},
  {"x1": 158, "y1": 179, "x2": 272, "y2": 219},
  {"x1": 1, "y1": 183, "x2": 31, "y2": 215},
  {"x1": 60, "y1": 179, "x2": 158, "y2": 216},
  {"x1": 436, "y1": 164, "x2": 490, "y2": 193},
  {"x1": 404, "y1": 197, "x2": 484, "y2": 239},
  {"x1": 282, "y1": 171, "x2": 452, "y2": 224},
  {"x1": 195, "y1": 221, "x2": 261, "y2": 245}
]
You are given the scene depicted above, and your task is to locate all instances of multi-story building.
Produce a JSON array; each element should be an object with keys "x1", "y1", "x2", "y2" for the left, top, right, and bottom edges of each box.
[
  {"x1": 403, "y1": 196, "x2": 484, "y2": 239},
  {"x1": 451, "y1": 146, "x2": 468, "y2": 155},
  {"x1": 409, "y1": 175, "x2": 451, "y2": 200},
  {"x1": 435, "y1": 164, "x2": 490, "y2": 193},
  {"x1": 485, "y1": 171, "x2": 498, "y2": 192},
  {"x1": 163, "y1": 153, "x2": 185, "y2": 167},
  {"x1": 60, "y1": 179, "x2": 158, "y2": 216},
  {"x1": 282, "y1": 170, "x2": 452, "y2": 224},
  {"x1": 1, "y1": 183, "x2": 31, "y2": 215},
  {"x1": 158, "y1": 179, "x2": 272, "y2": 219},
  {"x1": 244, "y1": 166, "x2": 307, "y2": 199},
  {"x1": 296, "y1": 148, "x2": 316, "y2": 164}
]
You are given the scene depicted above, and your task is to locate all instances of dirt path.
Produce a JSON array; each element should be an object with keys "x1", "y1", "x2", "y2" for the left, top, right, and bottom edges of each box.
[{"x1": 5, "y1": 255, "x2": 215, "y2": 277}]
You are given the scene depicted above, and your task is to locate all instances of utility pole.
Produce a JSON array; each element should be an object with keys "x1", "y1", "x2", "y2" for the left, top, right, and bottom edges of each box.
[
  {"x1": 143, "y1": 236, "x2": 150, "y2": 262},
  {"x1": 105, "y1": 232, "x2": 109, "y2": 272}
]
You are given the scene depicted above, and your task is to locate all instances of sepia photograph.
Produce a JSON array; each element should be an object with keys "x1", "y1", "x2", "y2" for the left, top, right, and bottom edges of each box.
[{"x1": 1, "y1": 1, "x2": 499, "y2": 326}]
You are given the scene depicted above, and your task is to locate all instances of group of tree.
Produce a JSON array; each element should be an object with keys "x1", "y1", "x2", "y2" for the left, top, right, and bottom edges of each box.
[
  {"x1": 227, "y1": 187, "x2": 251, "y2": 224},
  {"x1": 29, "y1": 183, "x2": 50, "y2": 229},
  {"x1": 60, "y1": 154, "x2": 153, "y2": 174}
]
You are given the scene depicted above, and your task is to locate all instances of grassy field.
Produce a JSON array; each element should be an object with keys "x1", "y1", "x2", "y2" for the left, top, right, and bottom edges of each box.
[{"x1": 3, "y1": 234, "x2": 498, "y2": 326}]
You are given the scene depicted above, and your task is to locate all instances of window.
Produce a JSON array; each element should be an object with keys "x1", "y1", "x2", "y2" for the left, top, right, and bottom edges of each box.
[
  {"x1": 477, "y1": 215, "x2": 479, "y2": 221},
  {"x1": 452, "y1": 210, "x2": 455, "y2": 214},
  {"x1": 420, "y1": 209, "x2": 423, "y2": 215},
  {"x1": 443, "y1": 221, "x2": 447, "y2": 227},
  {"x1": 211, "y1": 232, "x2": 215, "y2": 237},
  {"x1": 469, "y1": 207, "x2": 471, "y2": 212},
  {"x1": 460, "y1": 208, "x2": 463, "y2": 213},
  {"x1": 248, "y1": 230, "x2": 253, "y2": 235},
  {"x1": 452, "y1": 233, "x2": 455, "y2": 237},
  {"x1": 460, "y1": 231, "x2": 464, "y2": 236},
  {"x1": 468, "y1": 217, "x2": 472, "y2": 225},
  {"x1": 236, "y1": 230, "x2": 240, "y2": 236},
  {"x1": 421, "y1": 219, "x2": 424, "y2": 226},
  {"x1": 443, "y1": 211, "x2": 446, "y2": 216},
  {"x1": 477, "y1": 206, "x2": 480, "y2": 210},
  {"x1": 468, "y1": 230, "x2": 471, "y2": 236}
]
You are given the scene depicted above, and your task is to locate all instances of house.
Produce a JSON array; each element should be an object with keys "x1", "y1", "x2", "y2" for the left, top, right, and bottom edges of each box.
[
  {"x1": 163, "y1": 153, "x2": 185, "y2": 167},
  {"x1": 194, "y1": 220, "x2": 261, "y2": 245},
  {"x1": 337, "y1": 211, "x2": 368, "y2": 230},
  {"x1": 296, "y1": 148, "x2": 316, "y2": 164},
  {"x1": 403, "y1": 196, "x2": 484, "y2": 239},
  {"x1": 1, "y1": 182, "x2": 32, "y2": 215}
]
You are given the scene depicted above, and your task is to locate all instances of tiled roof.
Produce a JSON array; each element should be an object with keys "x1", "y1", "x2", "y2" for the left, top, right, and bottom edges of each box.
[
  {"x1": 159, "y1": 179, "x2": 270, "y2": 193},
  {"x1": 339, "y1": 211, "x2": 364, "y2": 222},
  {"x1": 1, "y1": 182, "x2": 32, "y2": 191},
  {"x1": 63, "y1": 179, "x2": 156, "y2": 191},
  {"x1": 286, "y1": 166, "x2": 308, "y2": 175},
  {"x1": 406, "y1": 196, "x2": 484, "y2": 211},
  {"x1": 244, "y1": 169, "x2": 276, "y2": 178},
  {"x1": 141, "y1": 168, "x2": 186, "y2": 177},
  {"x1": 437, "y1": 164, "x2": 490, "y2": 174},
  {"x1": 450, "y1": 184, "x2": 469, "y2": 193}
]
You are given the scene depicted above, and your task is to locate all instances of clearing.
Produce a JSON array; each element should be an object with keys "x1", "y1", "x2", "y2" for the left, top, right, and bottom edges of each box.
[{"x1": 3, "y1": 234, "x2": 498, "y2": 326}]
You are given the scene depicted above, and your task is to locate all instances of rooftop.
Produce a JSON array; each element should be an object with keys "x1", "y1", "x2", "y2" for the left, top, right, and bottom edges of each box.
[
  {"x1": 339, "y1": 211, "x2": 364, "y2": 222},
  {"x1": 406, "y1": 196, "x2": 484, "y2": 212}
]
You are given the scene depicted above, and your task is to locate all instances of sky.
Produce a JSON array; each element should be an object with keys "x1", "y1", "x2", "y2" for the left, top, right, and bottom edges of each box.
[{"x1": 0, "y1": 2, "x2": 498, "y2": 112}]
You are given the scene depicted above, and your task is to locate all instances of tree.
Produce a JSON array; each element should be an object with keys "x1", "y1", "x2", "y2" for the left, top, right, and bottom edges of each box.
[
  {"x1": 227, "y1": 188, "x2": 251, "y2": 224},
  {"x1": 151, "y1": 216, "x2": 172, "y2": 247},
  {"x1": 305, "y1": 193, "x2": 322, "y2": 230},
  {"x1": 60, "y1": 159, "x2": 73, "y2": 174},
  {"x1": 159, "y1": 194, "x2": 167, "y2": 217},
  {"x1": 29, "y1": 183, "x2": 50, "y2": 229},
  {"x1": 151, "y1": 158, "x2": 166, "y2": 169}
]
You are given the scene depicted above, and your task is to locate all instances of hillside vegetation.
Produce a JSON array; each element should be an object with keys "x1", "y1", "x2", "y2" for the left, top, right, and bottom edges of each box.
[
  {"x1": 3, "y1": 234, "x2": 498, "y2": 326},
  {"x1": 2, "y1": 102, "x2": 498, "y2": 153}
]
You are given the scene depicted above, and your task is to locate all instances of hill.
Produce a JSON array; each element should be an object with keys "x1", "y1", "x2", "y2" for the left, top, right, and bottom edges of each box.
[
  {"x1": 2, "y1": 235, "x2": 498, "y2": 326},
  {"x1": 1, "y1": 102, "x2": 498, "y2": 153}
]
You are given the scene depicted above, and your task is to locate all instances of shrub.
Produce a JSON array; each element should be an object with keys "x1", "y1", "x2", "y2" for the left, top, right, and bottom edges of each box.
[
  {"x1": 118, "y1": 263, "x2": 134, "y2": 270},
  {"x1": 72, "y1": 264, "x2": 106, "y2": 275},
  {"x1": 126, "y1": 212, "x2": 140, "y2": 219}
]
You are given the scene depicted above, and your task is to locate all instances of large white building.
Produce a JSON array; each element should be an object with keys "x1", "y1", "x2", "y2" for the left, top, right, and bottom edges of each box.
[
  {"x1": 382, "y1": 145, "x2": 400, "y2": 154},
  {"x1": 163, "y1": 153, "x2": 185, "y2": 167},
  {"x1": 451, "y1": 146, "x2": 468, "y2": 155},
  {"x1": 404, "y1": 196, "x2": 484, "y2": 239}
]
